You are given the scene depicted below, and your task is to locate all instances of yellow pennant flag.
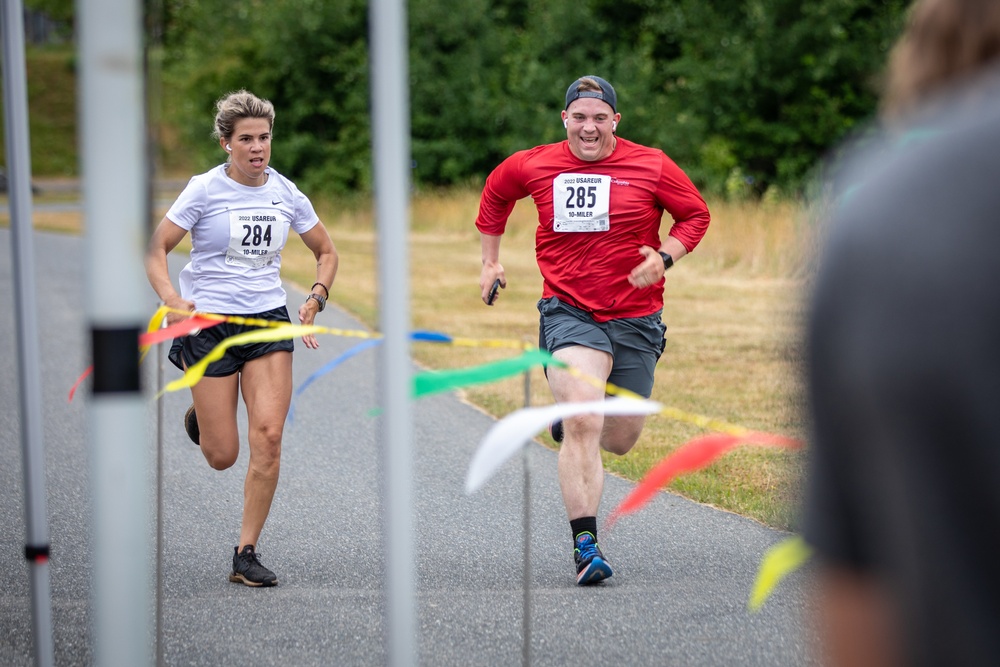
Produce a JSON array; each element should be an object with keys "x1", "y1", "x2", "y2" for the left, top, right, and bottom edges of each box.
[
  {"x1": 748, "y1": 536, "x2": 812, "y2": 612},
  {"x1": 139, "y1": 305, "x2": 169, "y2": 362},
  {"x1": 160, "y1": 324, "x2": 325, "y2": 395}
]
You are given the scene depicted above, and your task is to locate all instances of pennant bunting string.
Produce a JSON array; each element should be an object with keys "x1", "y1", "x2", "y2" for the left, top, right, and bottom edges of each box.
[{"x1": 605, "y1": 432, "x2": 803, "y2": 529}]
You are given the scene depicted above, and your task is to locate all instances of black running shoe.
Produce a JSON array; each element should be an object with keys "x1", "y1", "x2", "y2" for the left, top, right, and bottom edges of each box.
[
  {"x1": 229, "y1": 545, "x2": 277, "y2": 587},
  {"x1": 574, "y1": 532, "x2": 613, "y2": 585},
  {"x1": 184, "y1": 404, "x2": 200, "y2": 445},
  {"x1": 549, "y1": 419, "x2": 564, "y2": 443}
]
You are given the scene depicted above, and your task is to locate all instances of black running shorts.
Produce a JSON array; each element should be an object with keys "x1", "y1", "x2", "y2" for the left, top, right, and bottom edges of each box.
[{"x1": 168, "y1": 305, "x2": 295, "y2": 377}]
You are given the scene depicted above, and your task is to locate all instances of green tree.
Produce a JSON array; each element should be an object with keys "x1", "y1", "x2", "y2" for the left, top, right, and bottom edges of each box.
[
  {"x1": 648, "y1": 0, "x2": 909, "y2": 196},
  {"x1": 25, "y1": 0, "x2": 72, "y2": 23},
  {"x1": 159, "y1": 0, "x2": 371, "y2": 195},
  {"x1": 408, "y1": 0, "x2": 509, "y2": 185},
  {"x1": 154, "y1": 0, "x2": 913, "y2": 198}
]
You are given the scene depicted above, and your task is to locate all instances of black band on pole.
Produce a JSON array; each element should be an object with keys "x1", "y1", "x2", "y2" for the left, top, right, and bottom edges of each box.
[
  {"x1": 25, "y1": 544, "x2": 50, "y2": 562},
  {"x1": 91, "y1": 326, "x2": 141, "y2": 394}
]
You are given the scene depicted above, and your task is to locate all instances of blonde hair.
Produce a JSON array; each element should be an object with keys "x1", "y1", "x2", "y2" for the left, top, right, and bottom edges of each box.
[
  {"x1": 212, "y1": 89, "x2": 275, "y2": 141},
  {"x1": 882, "y1": 0, "x2": 1000, "y2": 119}
]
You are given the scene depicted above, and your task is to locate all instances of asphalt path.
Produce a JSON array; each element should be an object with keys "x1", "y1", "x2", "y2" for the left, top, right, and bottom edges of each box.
[{"x1": 0, "y1": 227, "x2": 819, "y2": 666}]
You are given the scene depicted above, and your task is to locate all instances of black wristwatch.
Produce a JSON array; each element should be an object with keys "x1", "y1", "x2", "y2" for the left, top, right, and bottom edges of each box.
[
  {"x1": 658, "y1": 250, "x2": 674, "y2": 271},
  {"x1": 307, "y1": 292, "x2": 327, "y2": 312}
]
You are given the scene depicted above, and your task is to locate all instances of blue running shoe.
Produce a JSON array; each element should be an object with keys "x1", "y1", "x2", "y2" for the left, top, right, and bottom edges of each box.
[{"x1": 574, "y1": 532, "x2": 613, "y2": 585}]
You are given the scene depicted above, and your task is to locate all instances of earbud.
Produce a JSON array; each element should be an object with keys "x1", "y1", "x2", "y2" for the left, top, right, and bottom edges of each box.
[
  {"x1": 563, "y1": 119, "x2": 568, "y2": 129},
  {"x1": 612, "y1": 121, "x2": 617, "y2": 131},
  {"x1": 225, "y1": 144, "x2": 232, "y2": 152}
]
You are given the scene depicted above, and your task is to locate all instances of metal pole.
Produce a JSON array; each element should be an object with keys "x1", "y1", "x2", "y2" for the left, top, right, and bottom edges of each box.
[
  {"x1": 77, "y1": 0, "x2": 152, "y2": 665},
  {"x1": 0, "y1": 2, "x2": 55, "y2": 665},
  {"x1": 156, "y1": 325, "x2": 165, "y2": 667},
  {"x1": 522, "y1": 368, "x2": 532, "y2": 667},
  {"x1": 368, "y1": 0, "x2": 415, "y2": 665}
]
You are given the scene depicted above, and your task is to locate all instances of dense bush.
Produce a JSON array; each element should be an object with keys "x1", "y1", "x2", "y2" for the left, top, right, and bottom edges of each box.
[{"x1": 141, "y1": 1, "x2": 909, "y2": 198}]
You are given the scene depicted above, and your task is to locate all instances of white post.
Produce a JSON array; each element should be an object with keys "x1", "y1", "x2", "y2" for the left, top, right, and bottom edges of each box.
[
  {"x1": 77, "y1": 0, "x2": 152, "y2": 665},
  {"x1": 368, "y1": 0, "x2": 415, "y2": 664}
]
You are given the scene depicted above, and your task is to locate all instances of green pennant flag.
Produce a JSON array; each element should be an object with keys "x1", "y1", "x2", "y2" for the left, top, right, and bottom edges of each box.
[{"x1": 413, "y1": 348, "x2": 562, "y2": 398}]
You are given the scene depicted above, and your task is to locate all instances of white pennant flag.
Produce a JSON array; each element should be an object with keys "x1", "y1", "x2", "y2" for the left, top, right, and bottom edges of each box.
[{"x1": 465, "y1": 397, "x2": 663, "y2": 494}]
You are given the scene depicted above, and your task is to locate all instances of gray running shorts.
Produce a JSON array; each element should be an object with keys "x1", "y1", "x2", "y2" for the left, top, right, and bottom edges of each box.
[{"x1": 537, "y1": 296, "x2": 667, "y2": 398}]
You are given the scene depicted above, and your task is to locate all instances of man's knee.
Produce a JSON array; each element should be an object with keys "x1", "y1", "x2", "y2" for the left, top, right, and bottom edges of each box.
[
  {"x1": 600, "y1": 417, "x2": 645, "y2": 455},
  {"x1": 601, "y1": 434, "x2": 639, "y2": 456},
  {"x1": 563, "y1": 412, "x2": 604, "y2": 444}
]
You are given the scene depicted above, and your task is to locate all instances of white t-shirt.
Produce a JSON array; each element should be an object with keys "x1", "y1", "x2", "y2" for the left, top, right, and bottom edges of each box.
[{"x1": 167, "y1": 164, "x2": 320, "y2": 314}]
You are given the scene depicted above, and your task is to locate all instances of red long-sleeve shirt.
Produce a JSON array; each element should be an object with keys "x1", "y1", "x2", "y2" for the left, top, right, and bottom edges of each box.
[{"x1": 476, "y1": 138, "x2": 710, "y2": 322}]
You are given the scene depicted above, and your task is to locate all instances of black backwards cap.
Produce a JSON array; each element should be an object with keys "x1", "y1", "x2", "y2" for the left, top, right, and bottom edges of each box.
[{"x1": 564, "y1": 75, "x2": 617, "y2": 112}]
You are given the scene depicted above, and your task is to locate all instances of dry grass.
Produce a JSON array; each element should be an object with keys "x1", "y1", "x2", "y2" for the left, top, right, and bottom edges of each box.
[
  {"x1": 286, "y1": 190, "x2": 815, "y2": 530},
  {"x1": 4, "y1": 187, "x2": 815, "y2": 530}
]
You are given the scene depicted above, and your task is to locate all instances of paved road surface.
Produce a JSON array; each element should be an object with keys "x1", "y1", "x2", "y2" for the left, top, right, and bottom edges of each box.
[{"x1": 0, "y1": 228, "x2": 819, "y2": 665}]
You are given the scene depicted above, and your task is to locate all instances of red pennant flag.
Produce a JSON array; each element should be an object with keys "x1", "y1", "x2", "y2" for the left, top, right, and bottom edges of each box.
[
  {"x1": 138, "y1": 315, "x2": 223, "y2": 347},
  {"x1": 67, "y1": 365, "x2": 93, "y2": 403},
  {"x1": 605, "y1": 432, "x2": 802, "y2": 528}
]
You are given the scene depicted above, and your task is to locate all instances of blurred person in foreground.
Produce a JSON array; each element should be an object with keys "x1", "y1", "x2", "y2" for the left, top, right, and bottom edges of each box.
[
  {"x1": 475, "y1": 75, "x2": 710, "y2": 584},
  {"x1": 804, "y1": 0, "x2": 1000, "y2": 664},
  {"x1": 146, "y1": 90, "x2": 338, "y2": 587}
]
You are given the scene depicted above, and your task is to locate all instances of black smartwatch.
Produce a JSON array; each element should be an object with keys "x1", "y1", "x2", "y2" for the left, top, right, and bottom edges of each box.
[
  {"x1": 307, "y1": 292, "x2": 327, "y2": 312},
  {"x1": 658, "y1": 250, "x2": 674, "y2": 271}
]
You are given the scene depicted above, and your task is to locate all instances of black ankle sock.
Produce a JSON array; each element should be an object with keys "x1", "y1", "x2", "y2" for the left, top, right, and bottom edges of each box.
[{"x1": 570, "y1": 517, "x2": 598, "y2": 542}]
